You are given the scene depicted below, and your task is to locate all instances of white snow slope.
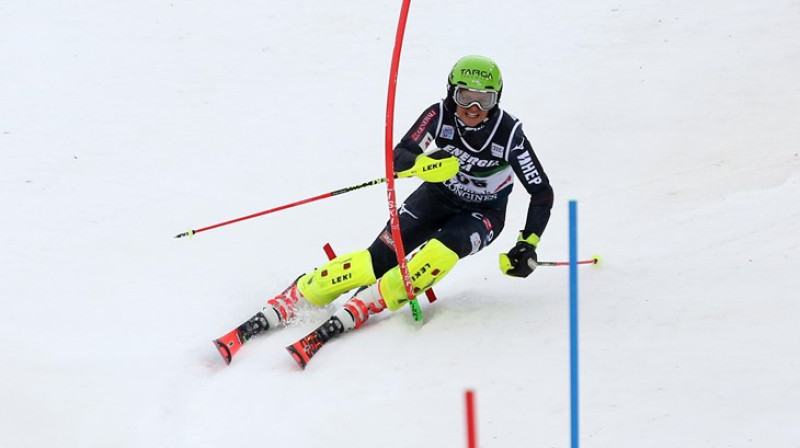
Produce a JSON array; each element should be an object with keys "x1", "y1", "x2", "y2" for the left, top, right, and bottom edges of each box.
[{"x1": 2, "y1": 1, "x2": 799, "y2": 447}]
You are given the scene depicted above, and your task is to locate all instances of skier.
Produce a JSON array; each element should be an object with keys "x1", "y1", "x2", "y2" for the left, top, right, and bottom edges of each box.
[{"x1": 215, "y1": 55, "x2": 554, "y2": 367}]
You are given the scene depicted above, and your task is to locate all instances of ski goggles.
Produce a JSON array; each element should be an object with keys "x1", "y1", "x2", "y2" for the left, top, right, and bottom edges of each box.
[{"x1": 452, "y1": 86, "x2": 498, "y2": 111}]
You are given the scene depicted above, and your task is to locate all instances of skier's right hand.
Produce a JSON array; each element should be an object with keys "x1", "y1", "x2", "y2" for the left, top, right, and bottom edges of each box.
[{"x1": 397, "y1": 154, "x2": 459, "y2": 183}]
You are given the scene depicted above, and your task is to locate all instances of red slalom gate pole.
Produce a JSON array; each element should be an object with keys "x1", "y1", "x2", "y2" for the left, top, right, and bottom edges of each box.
[
  {"x1": 465, "y1": 390, "x2": 477, "y2": 448},
  {"x1": 384, "y1": 0, "x2": 422, "y2": 321}
]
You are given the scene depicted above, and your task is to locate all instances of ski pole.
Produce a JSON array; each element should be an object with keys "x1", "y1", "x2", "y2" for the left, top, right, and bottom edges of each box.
[
  {"x1": 174, "y1": 176, "x2": 390, "y2": 239},
  {"x1": 174, "y1": 165, "x2": 433, "y2": 239},
  {"x1": 537, "y1": 255, "x2": 602, "y2": 267}
]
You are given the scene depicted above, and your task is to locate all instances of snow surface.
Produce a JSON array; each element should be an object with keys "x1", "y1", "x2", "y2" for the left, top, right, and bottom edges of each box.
[{"x1": 2, "y1": 0, "x2": 799, "y2": 447}]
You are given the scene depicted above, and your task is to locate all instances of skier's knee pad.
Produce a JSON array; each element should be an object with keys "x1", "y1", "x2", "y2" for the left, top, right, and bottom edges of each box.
[
  {"x1": 379, "y1": 238, "x2": 459, "y2": 311},
  {"x1": 297, "y1": 249, "x2": 377, "y2": 306}
]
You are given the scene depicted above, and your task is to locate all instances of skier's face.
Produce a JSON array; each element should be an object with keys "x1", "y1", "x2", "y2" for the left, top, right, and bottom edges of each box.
[{"x1": 456, "y1": 103, "x2": 489, "y2": 127}]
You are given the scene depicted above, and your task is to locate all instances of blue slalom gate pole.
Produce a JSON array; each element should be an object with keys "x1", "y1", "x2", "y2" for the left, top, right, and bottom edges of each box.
[{"x1": 569, "y1": 200, "x2": 580, "y2": 448}]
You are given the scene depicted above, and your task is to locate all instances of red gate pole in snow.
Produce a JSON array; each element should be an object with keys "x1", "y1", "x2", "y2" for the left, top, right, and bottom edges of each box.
[
  {"x1": 384, "y1": 0, "x2": 423, "y2": 321},
  {"x1": 465, "y1": 389, "x2": 477, "y2": 448}
]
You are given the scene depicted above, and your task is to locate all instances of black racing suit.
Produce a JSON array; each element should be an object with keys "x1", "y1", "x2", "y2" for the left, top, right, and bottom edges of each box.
[{"x1": 367, "y1": 98, "x2": 554, "y2": 278}]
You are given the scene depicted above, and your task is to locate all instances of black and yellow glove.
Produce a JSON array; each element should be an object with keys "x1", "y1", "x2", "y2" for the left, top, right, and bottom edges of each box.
[{"x1": 499, "y1": 233, "x2": 540, "y2": 278}]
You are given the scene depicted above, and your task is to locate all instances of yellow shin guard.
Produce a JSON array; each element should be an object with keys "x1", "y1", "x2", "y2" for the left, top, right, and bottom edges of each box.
[
  {"x1": 379, "y1": 239, "x2": 459, "y2": 311},
  {"x1": 297, "y1": 249, "x2": 377, "y2": 306}
]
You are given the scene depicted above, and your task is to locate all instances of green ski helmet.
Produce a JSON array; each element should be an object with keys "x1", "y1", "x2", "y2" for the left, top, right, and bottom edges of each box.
[{"x1": 447, "y1": 55, "x2": 503, "y2": 110}]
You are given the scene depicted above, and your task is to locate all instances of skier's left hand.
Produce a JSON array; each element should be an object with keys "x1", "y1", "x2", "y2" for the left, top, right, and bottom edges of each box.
[{"x1": 499, "y1": 239, "x2": 538, "y2": 278}]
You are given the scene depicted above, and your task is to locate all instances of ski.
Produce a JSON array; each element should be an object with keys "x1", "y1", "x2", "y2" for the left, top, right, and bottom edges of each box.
[
  {"x1": 285, "y1": 332, "x2": 324, "y2": 369},
  {"x1": 213, "y1": 310, "x2": 271, "y2": 365},
  {"x1": 213, "y1": 328, "x2": 245, "y2": 365},
  {"x1": 285, "y1": 316, "x2": 345, "y2": 369},
  {"x1": 213, "y1": 278, "x2": 303, "y2": 365}
]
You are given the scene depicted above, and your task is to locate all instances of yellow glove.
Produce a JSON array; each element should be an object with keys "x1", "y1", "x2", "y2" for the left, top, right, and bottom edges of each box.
[
  {"x1": 499, "y1": 233, "x2": 541, "y2": 278},
  {"x1": 397, "y1": 154, "x2": 459, "y2": 183}
]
